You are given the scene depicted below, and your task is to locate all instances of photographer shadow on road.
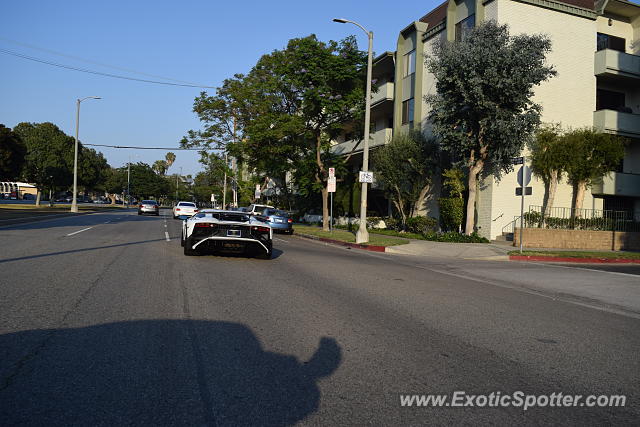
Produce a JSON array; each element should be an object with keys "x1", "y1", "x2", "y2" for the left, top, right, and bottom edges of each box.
[{"x1": 0, "y1": 320, "x2": 341, "y2": 426}]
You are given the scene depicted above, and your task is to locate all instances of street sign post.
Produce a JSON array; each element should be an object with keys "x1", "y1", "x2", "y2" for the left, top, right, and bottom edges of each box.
[
  {"x1": 516, "y1": 160, "x2": 529, "y2": 253},
  {"x1": 254, "y1": 184, "x2": 261, "y2": 200},
  {"x1": 328, "y1": 176, "x2": 336, "y2": 231}
]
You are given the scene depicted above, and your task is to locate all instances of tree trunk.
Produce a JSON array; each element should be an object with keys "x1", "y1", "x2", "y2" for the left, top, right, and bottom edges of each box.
[
  {"x1": 541, "y1": 170, "x2": 559, "y2": 220},
  {"x1": 465, "y1": 163, "x2": 482, "y2": 235},
  {"x1": 321, "y1": 187, "x2": 329, "y2": 231},
  {"x1": 109, "y1": 194, "x2": 117, "y2": 205},
  {"x1": 393, "y1": 200, "x2": 407, "y2": 227},
  {"x1": 572, "y1": 181, "x2": 587, "y2": 217},
  {"x1": 35, "y1": 190, "x2": 41, "y2": 206}
]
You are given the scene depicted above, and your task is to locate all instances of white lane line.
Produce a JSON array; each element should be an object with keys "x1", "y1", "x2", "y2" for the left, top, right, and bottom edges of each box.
[
  {"x1": 164, "y1": 224, "x2": 167, "y2": 228},
  {"x1": 165, "y1": 231, "x2": 170, "y2": 241},
  {"x1": 274, "y1": 237, "x2": 287, "y2": 243},
  {"x1": 66, "y1": 226, "x2": 94, "y2": 236}
]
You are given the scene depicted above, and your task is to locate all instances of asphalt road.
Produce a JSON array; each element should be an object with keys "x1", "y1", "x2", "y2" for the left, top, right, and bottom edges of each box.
[{"x1": 0, "y1": 210, "x2": 638, "y2": 425}]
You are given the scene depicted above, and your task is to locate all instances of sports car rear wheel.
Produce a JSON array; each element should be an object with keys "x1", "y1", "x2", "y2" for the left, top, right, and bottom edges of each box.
[{"x1": 183, "y1": 237, "x2": 197, "y2": 256}]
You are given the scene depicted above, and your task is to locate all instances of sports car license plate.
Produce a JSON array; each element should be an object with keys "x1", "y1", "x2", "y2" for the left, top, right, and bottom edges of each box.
[{"x1": 227, "y1": 229, "x2": 241, "y2": 237}]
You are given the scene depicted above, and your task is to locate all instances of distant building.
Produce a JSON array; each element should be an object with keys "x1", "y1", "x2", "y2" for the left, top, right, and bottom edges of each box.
[{"x1": 0, "y1": 182, "x2": 37, "y2": 199}]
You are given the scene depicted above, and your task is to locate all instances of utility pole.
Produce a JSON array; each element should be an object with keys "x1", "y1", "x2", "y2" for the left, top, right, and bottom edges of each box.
[
  {"x1": 223, "y1": 151, "x2": 228, "y2": 208},
  {"x1": 232, "y1": 115, "x2": 238, "y2": 208},
  {"x1": 126, "y1": 160, "x2": 130, "y2": 208}
]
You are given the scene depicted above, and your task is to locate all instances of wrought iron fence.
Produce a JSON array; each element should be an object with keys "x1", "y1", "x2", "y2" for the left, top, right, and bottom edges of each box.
[{"x1": 522, "y1": 205, "x2": 640, "y2": 232}]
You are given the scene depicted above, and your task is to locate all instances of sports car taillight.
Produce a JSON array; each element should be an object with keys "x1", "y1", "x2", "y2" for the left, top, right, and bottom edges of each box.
[
  {"x1": 195, "y1": 223, "x2": 216, "y2": 228},
  {"x1": 287, "y1": 218, "x2": 293, "y2": 223},
  {"x1": 176, "y1": 208, "x2": 180, "y2": 211},
  {"x1": 251, "y1": 226, "x2": 270, "y2": 233}
]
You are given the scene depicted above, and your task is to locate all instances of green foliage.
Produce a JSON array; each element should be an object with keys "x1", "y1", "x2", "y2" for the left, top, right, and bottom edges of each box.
[
  {"x1": 184, "y1": 35, "x2": 368, "y2": 227},
  {"x1": 559, "y1": 128, "x2": 625, "y2": 188},
  {"x1": 425, "y1": 21, "x2": 556, "y2": 179},
  {"x1": 422, "y1": 231, "x2": 489, "y2": 243},
  {"x1": 405, "y1": 216, "x2": 438, "y2": 234},
  {"x1": 372, "y1": 131, "x2": 439, "y2": 223},
  {"x1": 106, "y1": 163, "x2": 170, "y2": 200},
  {"x1": 439, "y1": 197, "x2": 464, "y2": 232},
  {"x1": 13, "y1": 122, "x2": 75, "y2": 192},
  {"x1": 528, "y1": 124, "x2": 564, "y2": 184},
  {"x1": 441, "y1": 168, "x2": 464, "y2": 198},
  {"x1": 522, "y1": 210, "x2": 639, "y2": 232},
  {"x1": 0, "y1": 124, "x2": 26, "y2": 180},
  {"x1": 152, "y1": 160, "x2": 168, "y2": 175},
  {"x1": 78, "y1": 148, "x2": 109, "y2": 191}
]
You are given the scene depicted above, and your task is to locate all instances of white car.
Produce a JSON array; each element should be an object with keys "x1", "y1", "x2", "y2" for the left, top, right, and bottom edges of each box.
[
  {"x1": 246, "y1": 204, "x2": 274, "y2": 215},
  {"x1": 173, "y1": 201, "x2": 199, "y2": 219},
  {"x1": 181, "y1": 209, "x2": 273, "y2": 259}
]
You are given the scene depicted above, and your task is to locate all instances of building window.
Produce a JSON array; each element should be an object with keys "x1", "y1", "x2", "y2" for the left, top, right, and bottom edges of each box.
[
  {"x1": 401, "y1": 98, "x2": 414, "y2": 125},
  {"x1": 596, "y1": 89, "x2": 626, "y2": 111},
  {"x1": 597, "y1": 33, "x2": 625, "y2": 52},
  {"x1": 455, "y1": 14, "x2": 475, "y2": 41},
  {"x1": 403, "y1": 50, "x2": 416, "y2": 77}
]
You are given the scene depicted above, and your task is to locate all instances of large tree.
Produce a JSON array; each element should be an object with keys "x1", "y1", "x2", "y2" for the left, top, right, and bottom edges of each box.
[
  {"x1": 0, "y1": 124, "x2": 26, "y2": 180},
  {"x1": 529, "y1": 124, "x2": 564, "y2": 218},
  {"x1": 372, "y1": 131, "x2": 439, "y2": 227},
  {"x1": 425, "y1": 21, "x2": 556, "y2": 234},
  {"x1": 560, "y1": 128, "x2": 625, "y2": 213},
  {"x1": 184, "y1": 35, "x2": 368, "y2": 230},
  {"x1": 13, "y1": 122, "x2": 75, "y2": 205}
]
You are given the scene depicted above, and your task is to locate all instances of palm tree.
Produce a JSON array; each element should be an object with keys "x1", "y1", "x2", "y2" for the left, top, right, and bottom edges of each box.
[
  {"x1": 165, "y1": 152, "x2": 176, "y2": 172},
  {"x1": 152, "y1": 160, "x2": 167, "y2": 175}
]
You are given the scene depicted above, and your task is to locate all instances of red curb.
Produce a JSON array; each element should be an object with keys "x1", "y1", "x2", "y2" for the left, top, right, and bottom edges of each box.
[
  {"x1": 510, "y1": 255, "x2": 640, "y2": 264},
  {"x1": 294, "y1": 233, "x2": 387, "y2": 252}
]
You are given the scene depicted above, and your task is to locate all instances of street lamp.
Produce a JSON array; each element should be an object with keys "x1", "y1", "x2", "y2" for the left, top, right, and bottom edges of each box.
[
  {"x1": 333, "y1": 18, "x2": 373, "y2": 244},
  {"x1": 71, "y1": 96, "x2": 101, "y2": 212}
]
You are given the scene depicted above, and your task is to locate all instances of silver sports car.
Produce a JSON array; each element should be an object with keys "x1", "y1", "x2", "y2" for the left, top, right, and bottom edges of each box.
[{"x1": 181, "y1": 209, "x2": 273, "y2": 259}]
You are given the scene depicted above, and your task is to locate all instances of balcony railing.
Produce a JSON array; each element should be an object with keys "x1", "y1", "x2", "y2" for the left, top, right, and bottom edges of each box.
[
  {"x1": 371, "y1": 81, "x2": 394, "y2": 106},
  {"x1": 330, "y1": 128, "x2": 392, "y2": 156},
  {"x1": 594, "y1": 49, "x2": 640, "y2": 80},
  {"x1": 593, "y1": 109, "x2": 640, "y2": 138},
  {"x1": 592, "y1": 172, "x2": 640, "y2": 198}
]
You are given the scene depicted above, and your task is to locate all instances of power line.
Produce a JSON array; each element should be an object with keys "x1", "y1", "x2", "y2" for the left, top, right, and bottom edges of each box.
[
  {"x1": 0, "y1": 37, "x2": 205, "y2": 86},
  {"x1": 0, "y1": 48, "x2": 215, "y2": 88},
  {"x1": 84, "y1": 143, "x2": 203, "y2": 150}
]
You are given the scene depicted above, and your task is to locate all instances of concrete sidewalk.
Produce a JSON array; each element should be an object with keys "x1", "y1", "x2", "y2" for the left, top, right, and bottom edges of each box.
[{"x1": 385, "y1": 239, "x2": 511, "y2": 260}]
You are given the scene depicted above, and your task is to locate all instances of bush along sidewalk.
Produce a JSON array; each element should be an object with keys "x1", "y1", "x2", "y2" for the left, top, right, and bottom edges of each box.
[{"x1": 334, "y1": 217, "x2": 490, "y2": 243}]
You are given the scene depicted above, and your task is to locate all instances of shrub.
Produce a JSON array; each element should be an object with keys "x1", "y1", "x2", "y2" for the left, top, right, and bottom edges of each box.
[
  {"x1": 439, "y1": 197, "x2": 464, "y2": 231},
  {"x1": 405, "y1": 216, "x2": 438, "y2": 234},
  {"x1": 422, "y1": 231, "x2": 489, "y2": 243}
]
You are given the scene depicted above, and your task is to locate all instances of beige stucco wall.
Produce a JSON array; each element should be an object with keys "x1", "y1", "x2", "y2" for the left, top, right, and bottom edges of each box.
[{"x1": 477, "y1": 0, "x2": 603, "y2": 239}]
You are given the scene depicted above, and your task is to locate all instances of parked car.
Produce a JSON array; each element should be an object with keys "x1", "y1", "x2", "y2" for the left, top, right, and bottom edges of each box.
[
  {"x1": 173, "y1": 201, "x2": 199, "y2": 219},
  {"x1": 246, "y1": 204, "x2": 274, "y2": 216},
  {"x1": 138, "y1": 200, "x2": 159, "y2": 216},
  {"x1": 181, "y1": 209, "x2": 272, "y2": 259},
  {"x1": 258, "y1": 208, "x2": 293, "y2": 234}
]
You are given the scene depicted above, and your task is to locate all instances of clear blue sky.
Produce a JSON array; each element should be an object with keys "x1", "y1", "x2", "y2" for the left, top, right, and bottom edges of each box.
[{"x1": 1, "y1": 0, "x2": 439, "y2": 177}]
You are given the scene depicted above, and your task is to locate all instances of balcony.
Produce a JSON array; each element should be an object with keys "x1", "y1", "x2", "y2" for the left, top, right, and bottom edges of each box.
[
  {"x1": 371, "y1": 81, "x2": 394, "y2": 107},
  {"x1": 593, "y1": 109, "x2": 640, "y2": 138},
  {"x1": 592, "y1": 172, "x2": 640, "y2": 198},
  {"x1": 331, "y1": 128, "x2": 392, "y2": 156},
  {"x1": 594, "y1": 49, "x2": 640, "y2": 80}
]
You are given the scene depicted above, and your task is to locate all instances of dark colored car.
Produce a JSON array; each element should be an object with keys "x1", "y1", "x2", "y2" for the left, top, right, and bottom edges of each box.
[
  {"x1": 259, "y1": 208, "x2": 293, "y2": 234},
  {"x1": 138, "y1": 200, "x2": 160, "y2": 216}
]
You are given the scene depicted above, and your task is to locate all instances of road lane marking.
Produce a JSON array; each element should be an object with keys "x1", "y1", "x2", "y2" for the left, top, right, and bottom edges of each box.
[
  {"x1": 274, "y1": 237, "x2": 287, "y2": 243},
  {"x1": 66, "y1": 226, "x2": 94, "y2": 236},
  {"x1": 165, "y1": 231, "x2": 170, "y2": 241}
]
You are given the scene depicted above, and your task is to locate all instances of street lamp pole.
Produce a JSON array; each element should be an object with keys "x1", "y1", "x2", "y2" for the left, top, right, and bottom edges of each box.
[
  {"x1": 71, "y1": 96, "x2": 101, "y2": 213},
  {"x1": 333, "y1": 18, "x2": 373, "y2": 243}
]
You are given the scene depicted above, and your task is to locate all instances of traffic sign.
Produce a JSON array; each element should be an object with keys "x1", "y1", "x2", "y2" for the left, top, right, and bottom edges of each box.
[
  {"x1": 517, "y1": 165, "x2": 531, "y2": 187},
  {"x1": 327, "y1": 176, "x2": 336, "y2": 193},
  {"x1": 516, "y1": 187, "x2": 532, "y2": 196},
  {"x1": 328, "y1": 167, "x2": 335, "y2": 178},
  {"x1": 511, "y1": 157, "x2": 524, "y2": 165},
  {"x1": 359, "y1": 171, "x2": 373, "y2": 183},
  {"x1": 210, "y1": 194, "x2": 216, "y2": 202}
]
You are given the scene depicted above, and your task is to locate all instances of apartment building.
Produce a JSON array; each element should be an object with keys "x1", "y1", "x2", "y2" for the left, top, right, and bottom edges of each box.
[{"x1": 334, "y1": 0, "x2": 639, "y2": 239}]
